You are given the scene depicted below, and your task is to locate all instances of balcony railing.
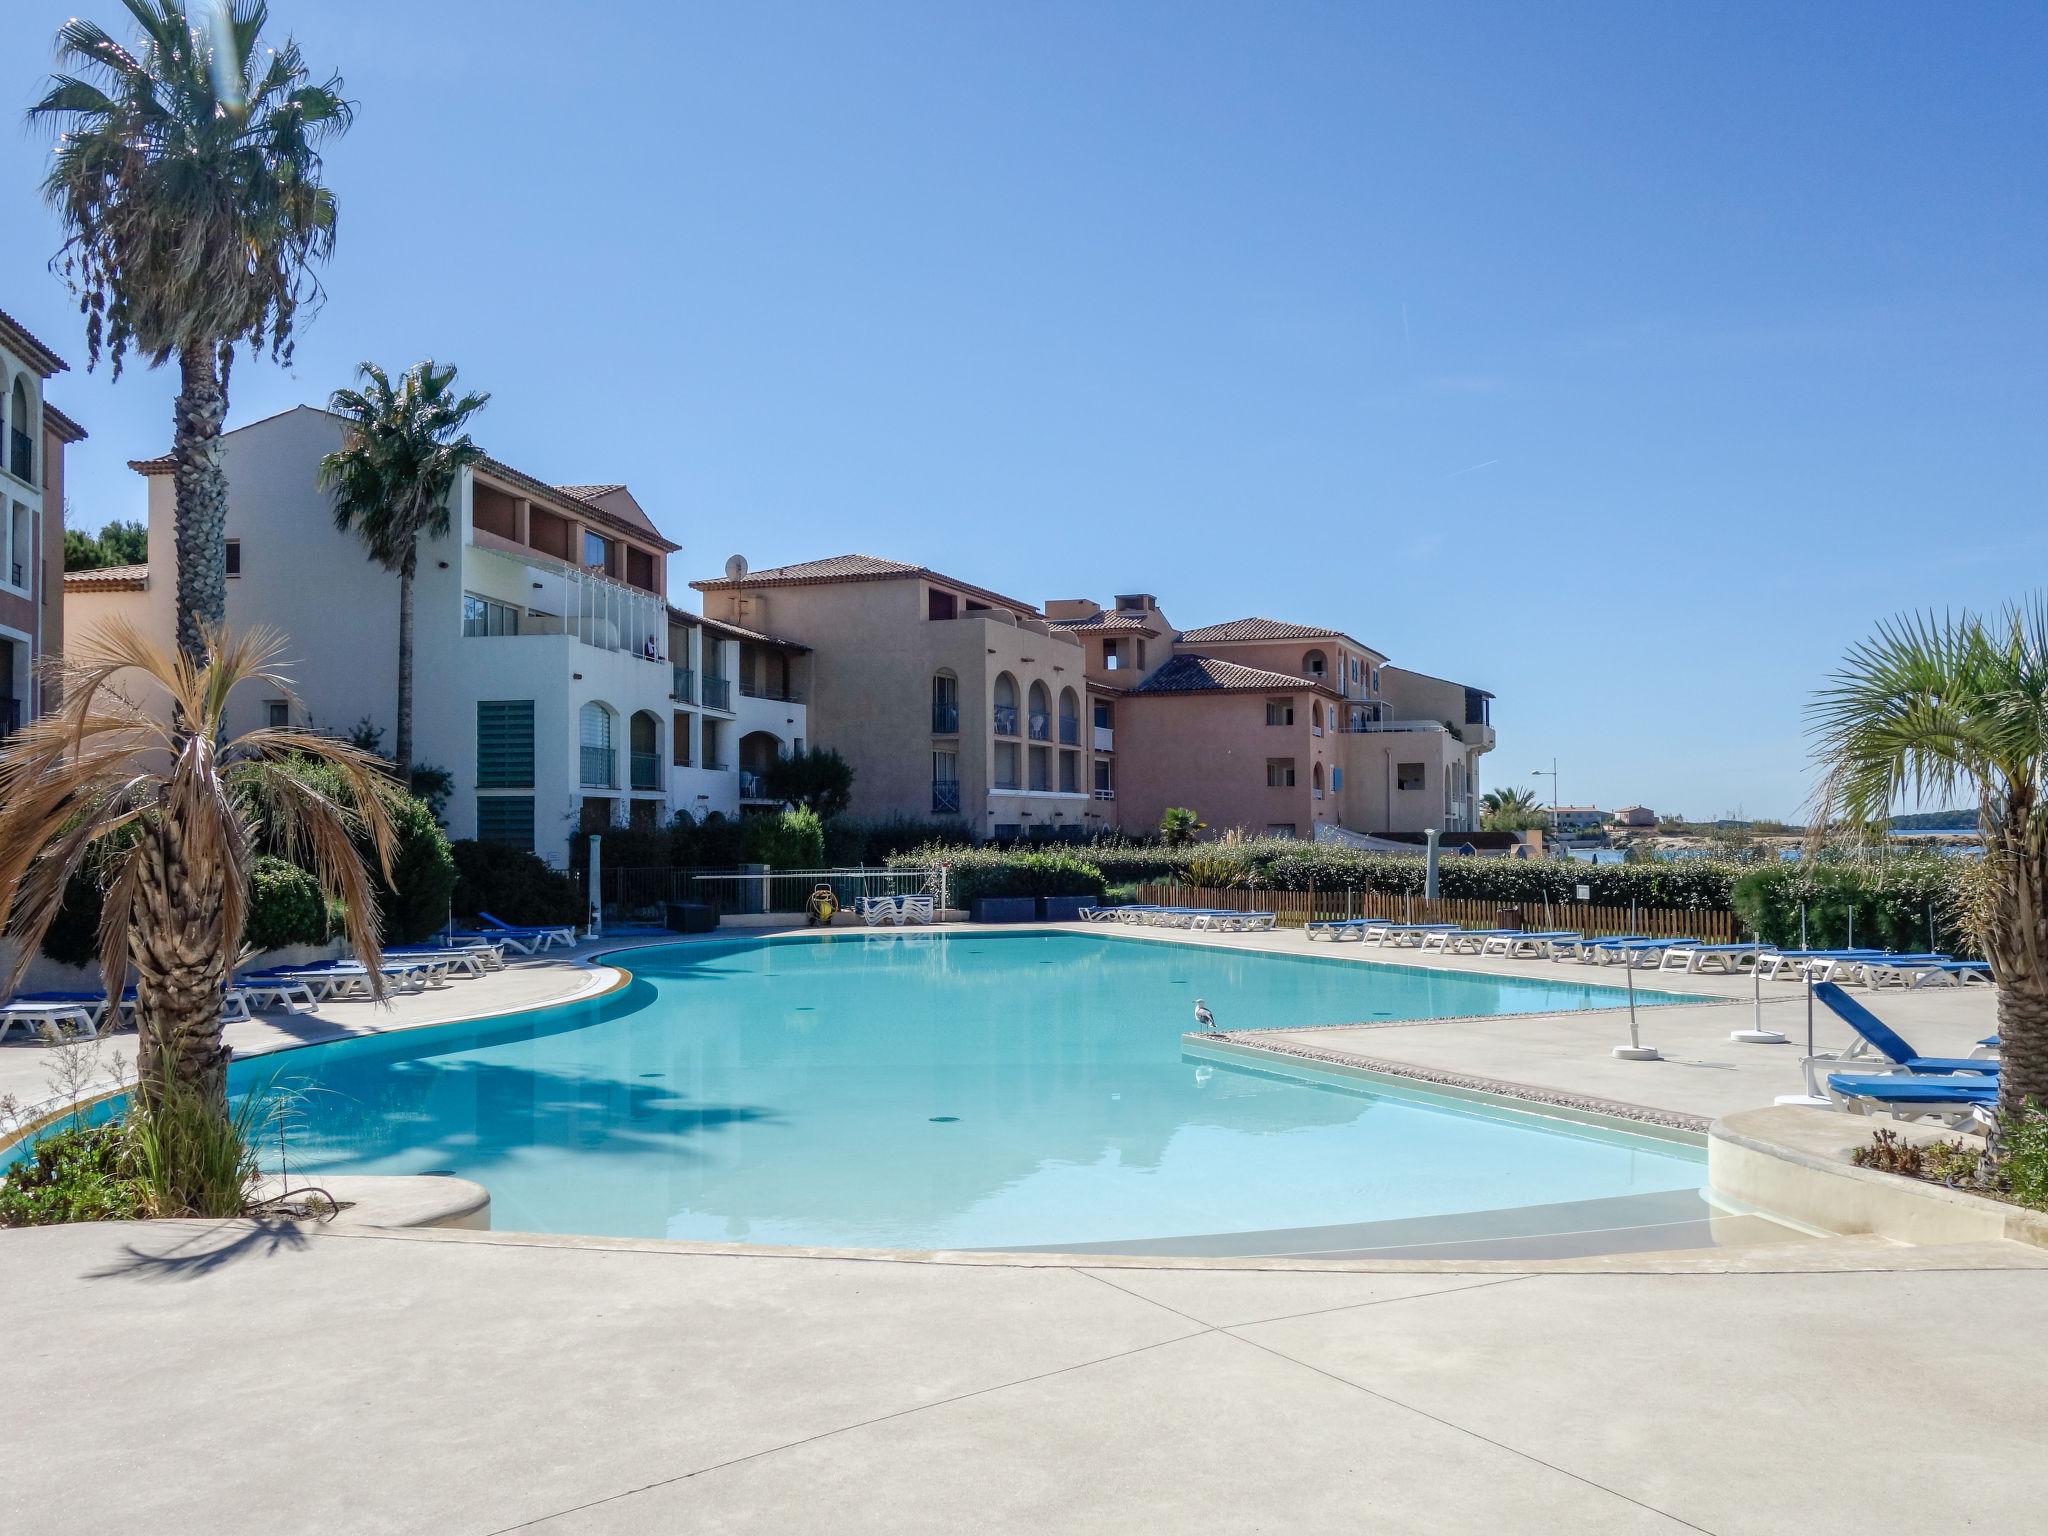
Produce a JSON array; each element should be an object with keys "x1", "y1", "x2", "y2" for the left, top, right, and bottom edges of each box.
[
  {"x1": 1028, "y1": 711, "x2": 1051, "y2": 742},
  {"x1": 580, "y1": 745, "x2": 616, "y2": 787},
  {"x1": 992, "y1": 704, "x2": 1018, "y2": 737},
  {"x1": 1058, "y1": 715, "x2": 1079, "y2": 745},
  {"x1": 671, "y1": 666, "x2": 694, "y2": 703},
  {"x1": 932, "y1": 702, "x2": 960, "y2": 733},
  {"x1": 701, "y1": 676, "x2": 732, "y2": 711},
  {"x1": 740, "y1": 681, "x2": 803, "y2": 704},
  {"x1": 932, "y1": 780, "x2": 962, "y2": 814},
  {"x1": 1093, "y1": 724, "x2": 1114, "y2": 752},
  {"x1": 8, "y1": 429, "x2": 31, "y2": 483},
  {"x1": 630, "y1": 751, "x2": 662, "y2": 791},
  {"x1": 1091, "y1": 787, "x2": 1116, "y2": 801},
  {"x1": 9, "y1": 561, "x2": 22, "y2": 589}
]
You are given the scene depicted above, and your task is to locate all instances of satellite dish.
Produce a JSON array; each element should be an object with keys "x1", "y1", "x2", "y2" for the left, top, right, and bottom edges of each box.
[{"x1": 724, "y1": 554, "x2": 748, "y2": 580}]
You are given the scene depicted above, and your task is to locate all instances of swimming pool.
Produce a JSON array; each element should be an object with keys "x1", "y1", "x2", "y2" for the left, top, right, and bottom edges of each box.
[{"x1": 216, "y1": 930, "x2": 1708, "y2": 1250}]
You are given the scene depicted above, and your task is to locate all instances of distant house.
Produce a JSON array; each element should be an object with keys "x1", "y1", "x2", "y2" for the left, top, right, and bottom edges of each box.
[
  {"x1": 1613, "y1": 805, "x2": 1656, "y2": 827},
  {"x1": 1549, "y1": 805, "x2": 1606, "y2": 832}
]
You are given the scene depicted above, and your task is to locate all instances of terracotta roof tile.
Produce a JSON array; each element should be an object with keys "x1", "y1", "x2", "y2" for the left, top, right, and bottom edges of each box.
[
  {"x1": 129, "y1": 454, "x2": 175, "y2": 475},
  {"x1": 64, "y1": 563, "x2": 148, "y2": 592},
  {"x1": 692, "y1": 553, "x2": 1039, "y2": 616},
  {"x1": 667, "y1": 606, "x2": 810, "y2": 652},
  {"x1": 1177, "y1": 616, "x2": 1348, "y2": 644},
  {"x1": 0, "y1": 307, "x2": 69, "y2": 377},
  {"x1": 1050, "y1": 614, "x2": 1153, "y2": 633},
  {"x1": 1133, "y1": 654, "x2": 1342, "y2": 697},
  {"x1": 42, "y1": 403, "x2": 87, "y2": 443},
  {"x1": 557, "y1": 483, "x2": 626, "y2": 501}
]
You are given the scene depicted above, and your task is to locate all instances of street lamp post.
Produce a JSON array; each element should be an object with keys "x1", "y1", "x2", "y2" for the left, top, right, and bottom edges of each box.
[{"x1": 1532, "y1": 760, "x2": 1560, "y2": 855}]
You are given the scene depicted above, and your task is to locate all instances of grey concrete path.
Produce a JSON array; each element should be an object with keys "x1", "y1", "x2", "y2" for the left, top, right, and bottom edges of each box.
[{"x1": 4, "y1": 1219, "x2": 2041, "y2": 1535}]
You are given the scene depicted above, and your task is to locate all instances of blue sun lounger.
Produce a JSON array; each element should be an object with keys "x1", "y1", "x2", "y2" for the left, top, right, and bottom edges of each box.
[
  {"x1": 1825, "y1": 1072, "x2": 1999, "y2": 1127},
  {"x1": 1305, "y1": 919, "x2": 1371, "y2": 941},
  {"x1": 1812, "y1": 983, "x2": 1997, "y2": 1078}
]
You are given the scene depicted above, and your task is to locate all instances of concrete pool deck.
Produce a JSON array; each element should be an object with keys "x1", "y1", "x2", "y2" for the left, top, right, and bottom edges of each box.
[{"x1": 5, "y1": 1215, "x2": 2044, "y2": 1535}]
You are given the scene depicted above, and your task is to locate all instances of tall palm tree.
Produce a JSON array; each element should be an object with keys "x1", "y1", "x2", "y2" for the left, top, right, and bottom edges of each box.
[
  {"x1": 319, "y1": 361, "x2": 490, "y2": 776},
  {"x1": 30, "y1": 0, "x2": 353, "y2": 662},
  {"x1": 0, "y1": 620, "x2": 397, "y2": 1129},
  {"x1": 1809, "y1": 600, "x2": 2048, "y2": 1119}
]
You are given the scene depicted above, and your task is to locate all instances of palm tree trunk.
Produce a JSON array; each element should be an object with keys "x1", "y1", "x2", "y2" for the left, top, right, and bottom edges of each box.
[
  {"x1": 128, "y1": 805, "x2": 233, "y2": 1120},
  {"x1": 171, "y1": 347, "x2": 231, "y2": 664},
  {"x1": 1988, "y1": 807, "x2": 2048, "y2": 1122},
  {"x1": 394, "y1": 555, "x2": 415, "y2": 777}
]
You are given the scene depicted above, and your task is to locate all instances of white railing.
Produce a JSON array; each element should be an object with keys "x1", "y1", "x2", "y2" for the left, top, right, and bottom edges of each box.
[
  {"x1": 679, "y1": 865, "x2": 947, "y2": 917},
  {"x1": 1093, "y1": 725, "x2": 1114, "y2": 751},
  {"x1": 468, "y1": 543, "x2": 667, "y2": 662}
]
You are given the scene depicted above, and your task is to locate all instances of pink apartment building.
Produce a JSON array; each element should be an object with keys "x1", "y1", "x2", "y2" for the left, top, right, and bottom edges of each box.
[{"x1": 1, "y1": 307, "x2": 87, "y2": 737}]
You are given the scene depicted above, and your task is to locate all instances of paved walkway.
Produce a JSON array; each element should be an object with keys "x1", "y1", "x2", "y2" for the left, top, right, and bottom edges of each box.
[{"x1": 5, "y1": 1217, "x2": 2042, "y2": 1535}]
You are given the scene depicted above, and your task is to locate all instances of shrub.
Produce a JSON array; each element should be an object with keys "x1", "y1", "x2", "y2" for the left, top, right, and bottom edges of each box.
[
  {"x1": 1730, "y1": 858, "x2": 1974, "y2": 955},
  {"x1": 244, "y1": 855, "x2": 329, "y2": 951},
  {"x1": 914, "y1": 846, "x2": 1105, "y2": 907},
  {"x1": 761, "y1": 747, "x2": 855, "y2": 819},
  {"x1": 670, "y1": 809, "x2": 747, "y2": 868},
  {"x1": 0, "y1": 1120, "x2": 151, "y2": 1227},
  {"x1": 742, "y1": 807, "x2": 826, "y2": 869},
  {"x1": 822, "y1": 814, "x2": 972, "y2": 866},
  {"x1": 39, "y1": 869, "x2": 105, "y2": 967},
  {"x1": 450, "y1": 840, "x2": 583, "y2": 926},
  {"x1": 2002, "y1": 1103, "x2": 2048, "y2": 1210},
  {"x1": 374, "y1": 793, "x2": 458, "y2": 943}
]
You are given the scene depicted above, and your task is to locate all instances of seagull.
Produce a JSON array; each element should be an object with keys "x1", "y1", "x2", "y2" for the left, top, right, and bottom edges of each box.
[{"x1": 1194, "y1": 998, "x2": 1217, "y2": 1032}]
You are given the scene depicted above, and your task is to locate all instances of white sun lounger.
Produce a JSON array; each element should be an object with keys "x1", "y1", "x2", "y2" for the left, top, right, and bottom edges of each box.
[
  {"x1": 0, "y1": 999, "x2": 102, "y2": 1043},
  {"x1": 1305, "y1": 919, "x2": 1371, "y2": 942},
  {"x1": 1476, "y1": 931, "x2": 1582, "y2": 958},
  {"x1": 898, "y1": 895, "x2": 935, "y2": 926},
  {"x1": 1658, "y1": 943, "x2": 1775, "y2": 974}
]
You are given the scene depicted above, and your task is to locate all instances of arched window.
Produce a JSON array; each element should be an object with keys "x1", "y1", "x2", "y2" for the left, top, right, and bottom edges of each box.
[
  {"x1": 579, "y1": 702, "x2": 616, "y2": 787},
  {"x1": 7, "y1": 378, "x2": 31, "y2": 484},
  {"x1": 932, "y1": 670, "x2": 959, "y2": 733},
  {"x1": 628, "y1": 709, "x2": 662, "y2": 790},
  {"x1": 1057, "y1": 686, "x2": 1080, "y2": 745},
  {"x1": 1302, "y1": 648, "x2": 1327, "y2": 679},
  {"x1": 1027, "y1": 680, "x2": 1051, "y2": 741},
  {"x1": 1311, "y1": 701, "x2": 1323, "y2": 731},
  {"x1": 1313, "y1": 762, "x2": 1326, "y2": 800},
  {"x1": 993, "y1": 672, "x2": 1019, "y2": 737}
]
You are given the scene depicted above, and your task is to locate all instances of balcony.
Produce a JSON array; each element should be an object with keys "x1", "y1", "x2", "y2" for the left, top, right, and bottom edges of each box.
[
  {"x1": 1058, "y1": 715, "x2": 1079, "y2": 745},
  {"x1": 740, "y1": 771, "x2": 775, "y2": 801},
  {"x1": 580, "y1": 745, "x2": 616, "y2": 788},
  {"x1": 932, "y1": 702, "x2": 960, "y2": 733},
  {"x1": 464, "y1": 544, "x2": 666, "y2": 663},
  {"x1": 1093, "y1": 724, "x2": 1114, "y2": 752},
  {"x1": 8, "y1": 429, "x2": 31, "y2": 483},
  {"x1": 1028, "y1": 711, "x2": 1051, "y2": 742},
  {"x1": 701, "y1": 676, "x2": 732, "y2": 711},
  {"x1": 932, "y1": 779, "x2": 962, "y2": 814},
  {"x1": 1091, "y1": 787, "x2": 1116, "y2": 801},
  {"x1": 993, "y1": 704, "x2": 1018, "y2": 737},
  {"x1": 740, "y1": 680, "x2": 803, "y2": 704},
  {"x1": 630, "y1": 752, "x2": 662, "y2": 791},
  {"x1": 671, "y1": 666, "x2": 694, "y2": 703}
]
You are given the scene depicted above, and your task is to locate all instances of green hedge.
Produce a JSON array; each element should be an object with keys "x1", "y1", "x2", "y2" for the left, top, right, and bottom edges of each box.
[
  {"x1": 917, "y1": 847, "x2": 1107, "y2": 908},
  {"x1": 373, "y1": 794, "x2": 458, "y2": 943},
  {"x1": 450, "y1": 840, "x2": 584, "y2": 926},
  {"x1": 1731, "y1": 860, "x2": 1976, "y2": 956},
  {"x1": 244, "y1": 856, "x2": 330, "y2": 951},
  {"x1": 742, "y1": 808, "x2": 826, "y2": 869}
]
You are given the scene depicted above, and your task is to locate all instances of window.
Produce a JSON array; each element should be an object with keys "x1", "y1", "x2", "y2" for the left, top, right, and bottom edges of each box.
[
  {"x1": 264, "y1": 699, "x2": 289, "y2": 729},
  {"x1": 582, "y1": 530, "x2": 610, "y2": 568},
  {"x1": 1303, "y1": 648, "x2": 1327, "y2": 678},
  {"x1": 1102, "y1": 638, "x2": 1121, "y2": 670},
  {"x1": 1331, "y1": 767, "x2": 1343, "y2": 791},
  {"x1": 701, "y1": 717, "x2": 724, "y2": 769},
  {"x1": 993, "y1": 673, "x2": 1019, "y2": 737},
  {"x1": 478, "y1": 701, "x2": 535, "y2": 787},
  {"x1": 673, "y1": 711, "x2": 692, "y2": 766},
  {"x1": 8, "y1": 378, "x2": 31, "y2": 484},
  {"x1": 932, "y1": 748, "x2": 960, "y2": 812},
  {"x1": 1312, "y1": 762, "x2": 1325, "y2": 800},
  {"x1": 224, "y1": 539, "x2": 241, "y2": 578},
  {"x1": 1311, "y1": 702, "x2": 1323, "y2": 734},
  {"x1": 462, "y1": 593, "x2": 521, "y2": 637},
  {"x1": 1058, "y1": 751, "x2": 1079, "y2": 793},
  {"x1": 1397, "y1": 761, "x2": 1425, "y2": 792},
  {"x1": 927, "y1": 588, "x2": 957, "y2": 620},
  {"x1": 1028, "y1": 745, "x2": 1051, "y2": 791},
  {"x1": 579, "y1": 701, "x2": 617, "y2": 787},
  {"x1": 476, "y1": 795, "x2": 535, "y2": 851},
  {"x1": 993, "y1": 823, "x2": 1023, "y2": 841},
  {"x1": 932, "y1": 671, "x2": 959, "y2": 733},
  {"x1": 1369, "y1": 666, "x2": 1381, "y2": 694},
  {"x1": 994, "y1": 739, "x2": 1020, "y2": 790},
  {"x1": 1266, "y1": 758, "x2": 1296, "y2": 788},
  {"x1": 1093, "y1": 757, "x2": 1114, "y2": 793},
  {"x1": 1265, "y1": 698, "x2": 1294, "y2": 727}
]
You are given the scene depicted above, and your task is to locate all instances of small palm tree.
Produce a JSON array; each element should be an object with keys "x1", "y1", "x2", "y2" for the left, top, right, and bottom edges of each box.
[
  {"x1": 0, "y1": 621, "x2": 398, "y2": 1139},
  {"x1": 320, "y1": 361, "x2": 490, "y2": 776},
  {"x1": 1159, "y1": 807, "x2": 1206, "y2": 847},
  {"x1": 30, "y1": 0, "x2": 353, "y2": 662},
  {"x1": 1809, "y1": 600, "x2": 2048, "y2": 1119},
  {"x1": 1481, "y1": 786, "x2": 1543, "y2": 816}
]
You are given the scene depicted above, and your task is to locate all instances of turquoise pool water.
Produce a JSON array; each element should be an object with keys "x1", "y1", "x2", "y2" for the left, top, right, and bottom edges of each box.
[{"x1": 175, "y1": 930, "x2": 1707, "y2": 1249}]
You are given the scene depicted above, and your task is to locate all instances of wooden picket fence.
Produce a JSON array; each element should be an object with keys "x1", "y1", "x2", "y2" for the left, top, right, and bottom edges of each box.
[{"x1": 1132, "y1": 883, "x2": 1737, "y2": 942}]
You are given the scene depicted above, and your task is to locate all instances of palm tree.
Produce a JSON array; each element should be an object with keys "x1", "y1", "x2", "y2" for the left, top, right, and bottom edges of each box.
[
  {"x1": 0, "y1": 620, "x2": 397, "y2": 1137},
  {"x1": 31, "y1": 0, "x2": 353, "y2": 663},
  {"x1": 1481, "y1": 786, "x2": 1543, "y2": 816},
  {"x1": 1809, "y1": 600, "x2": 2048, "y2": 1119},
  {"x1": 319, "y1": 361, "x2": 490, "y2": 776}
]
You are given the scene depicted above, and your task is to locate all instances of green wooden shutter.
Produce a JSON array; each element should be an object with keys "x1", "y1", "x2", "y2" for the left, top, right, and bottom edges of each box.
[
  {"x1": 477, "y1": 701, "x2": 534, "y2": 788},
  {"x1": 475, "y1": 796, "x2": 534, "y2": 851}
]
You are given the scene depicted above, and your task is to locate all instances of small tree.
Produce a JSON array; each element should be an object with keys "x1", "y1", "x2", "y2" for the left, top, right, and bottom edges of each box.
[
  {"x1": 761, "y1": 747, "x2": 854, "y2": 819},
  {"x1": 1159, "y1": 807, "x2": 1205, "y2": 846}
]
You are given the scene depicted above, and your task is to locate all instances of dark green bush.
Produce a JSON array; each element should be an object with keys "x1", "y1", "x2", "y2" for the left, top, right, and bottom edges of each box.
[
  {"x1": 39, "y1": 869, "x2": 105, "y2": 967},
  {"x1": 822, "y1": 815, "x2": 972, "y2": 866},
  {"x1": 0, "y1": 1121, "x2": 151, "y2": 1227},
  {"x1": 921, "y1": 846, "x2": 1105, "y2": 907},
  {"x1": 375, "y1": 793, "x2": 459, "y2": 943},
  {"x1": 450, "y1": 840, "x2": 583, "y2": 926},
  {"x1": 1730, "y1": 859, "x2": 1972, "y2": 955},
  {"x1": 244, "y1": 855, "x2": 329, "y2": 951},
  {"x1": 742, "y1": 807, "x2": 826, "y2": 868}
]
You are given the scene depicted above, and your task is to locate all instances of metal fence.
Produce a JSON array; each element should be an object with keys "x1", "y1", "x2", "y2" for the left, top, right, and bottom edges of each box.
[{"x1": 1133, "y1": 882, "x2": 1737, "y2": 941}]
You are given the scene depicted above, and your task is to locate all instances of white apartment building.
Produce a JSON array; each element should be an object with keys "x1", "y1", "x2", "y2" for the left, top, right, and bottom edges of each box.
[{"x1": 66, "y1": 406, "x2": 807, "y2": 865}]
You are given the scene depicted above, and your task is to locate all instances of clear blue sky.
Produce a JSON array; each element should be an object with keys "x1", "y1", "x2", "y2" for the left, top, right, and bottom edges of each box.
[{"x1": 6, "y1": 1, "x2": 2042, "y2": 820}]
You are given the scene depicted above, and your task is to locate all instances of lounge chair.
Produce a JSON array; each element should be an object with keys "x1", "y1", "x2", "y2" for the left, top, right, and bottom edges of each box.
[
  {"x1": 898, "y1": 895, "x2": 935, "y2": 926},
  {"x1": 1597, "y1": 937, "x2": 1702, "y2": 968},
  {"x1": 1305, "y1": 919, "x2": 1371, "y2": 942},
  {"x1": 1368, "y1": 923, "x2": 1461, "y2": 947},
  {"x1": 412, "y1": 937, "x2": 509, "y2": 969},
  {"x1": 1825, "y1": 1071, "x2": 1999, "y2": 1127},
  {"x1": 1754, "y1": 948, "x2": 1885, "y2": 981},
  {"x1": 860, "y1": 895, "x2": 900, "y2": 926},
  {"x1": 1, "y1": 997, "x2": 103, "y2": 1043},
  {"x1": 234, "y1": 975, "x2": 322, "y2": 1013},
  {"x1": 1190, "y1": 909, "x2": 1275, "y2": 932},
  {"x1": 1476, "y1": 930, "x2": 1582, "y2": 958},
  {"x1": 258, "y1": 959, "x2": 440, "y2": 1001},
  {"x1": 1812, "y1": 982, "x2": 1998, "y2": 1077},
  {"x1": 475, "y1": 912, "x2": 577, "y2": 952},
  {"x1": 1811, "y1": 952, "x2": 1947, "y2": 984},
  {"x1": 1858, "y1": 958, "x2": 1991, "y2": 989},
  {"x1": 1660, "y1": 942, "x2": 1776, "y2": 974},
  {"x1": 1545, "y1": 934, "x2": 1647, "y2": 962},
  {"x1": 1418, "y1": 928, "x2": 1515, "y2": 953}
]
